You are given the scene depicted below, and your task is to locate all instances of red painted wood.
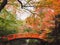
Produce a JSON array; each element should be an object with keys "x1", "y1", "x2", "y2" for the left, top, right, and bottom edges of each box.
[{"x1": 1, "y1": 33, "x2": 46, "y2": 41}]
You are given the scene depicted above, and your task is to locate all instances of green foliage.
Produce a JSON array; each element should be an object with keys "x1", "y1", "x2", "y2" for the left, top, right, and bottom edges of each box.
[
  {"x1": 0, "y1": 17, "x2": 18, "y2": 36},
  {"x1": 0, "y1": 8, "x2": 23, "y2": 37}
]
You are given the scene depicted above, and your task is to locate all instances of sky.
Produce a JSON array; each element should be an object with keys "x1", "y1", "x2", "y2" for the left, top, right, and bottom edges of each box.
[{"x1": 16, "y1": 0, "x2": 36, "y2": 20}]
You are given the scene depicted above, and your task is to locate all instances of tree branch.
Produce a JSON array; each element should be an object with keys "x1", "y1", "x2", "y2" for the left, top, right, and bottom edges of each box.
[
  {"x1": 18, "y1": 0, "x2": 23, "y2": 8},
  {"x1": 0, "y1": 0, "x2": 7, "y2": 12}
]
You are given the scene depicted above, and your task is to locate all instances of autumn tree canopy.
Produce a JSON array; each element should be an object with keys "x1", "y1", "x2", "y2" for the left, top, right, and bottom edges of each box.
[{"x1": 0, "y1": 0, "x2": 60, "y2": 42}]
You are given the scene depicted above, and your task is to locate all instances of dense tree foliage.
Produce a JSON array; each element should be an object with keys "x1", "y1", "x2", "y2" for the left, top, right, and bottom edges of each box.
[{"x1": 0, "y1": 0, "x2": 60, "y2": 43}]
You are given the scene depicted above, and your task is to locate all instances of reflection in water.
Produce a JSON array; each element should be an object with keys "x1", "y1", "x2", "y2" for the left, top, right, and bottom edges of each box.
[{"x1": 1, "y1": 39, "x2": 49, "y2": 45}]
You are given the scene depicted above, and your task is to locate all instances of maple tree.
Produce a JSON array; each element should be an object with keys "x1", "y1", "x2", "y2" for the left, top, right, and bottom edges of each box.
[
  {"x1": 26, "y1": 0, "x2": 60, "y2": 42},
  {"x1": 0, "y1": 0, "x2": 60, "y2": 43}
]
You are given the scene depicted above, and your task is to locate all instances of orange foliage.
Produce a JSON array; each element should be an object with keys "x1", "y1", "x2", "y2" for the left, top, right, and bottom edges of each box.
[{"x1": 25, "y1": 0, "x2": 60, "y2": 40}]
